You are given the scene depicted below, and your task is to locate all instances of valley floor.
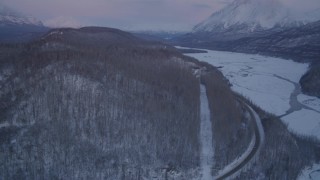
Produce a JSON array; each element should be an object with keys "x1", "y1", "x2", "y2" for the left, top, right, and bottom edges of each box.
[{"x1": 180, "y1": 46, "x2": 320, "y2": 140}]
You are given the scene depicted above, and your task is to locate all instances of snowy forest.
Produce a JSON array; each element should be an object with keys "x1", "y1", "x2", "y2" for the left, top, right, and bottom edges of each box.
[{"x1": 0, "y1": 27, "x2": 319, "y2": 179}]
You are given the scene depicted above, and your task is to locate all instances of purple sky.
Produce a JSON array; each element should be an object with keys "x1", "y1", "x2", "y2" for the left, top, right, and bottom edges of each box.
[{"x1": 2, "y1": 0, "x2": 320, "y2": 31}]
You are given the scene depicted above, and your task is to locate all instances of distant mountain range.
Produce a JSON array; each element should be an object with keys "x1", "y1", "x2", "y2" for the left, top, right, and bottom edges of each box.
[
  {"x1": 0, "y1": 5, "x2": 42, "y2": 26},
  {"x1": 193, "y1": 0, "x2": 320, "y2": 37},
  {"x1": 0, "y1": 4, "x2": 48, "y2": 43},
  {"x1": 174, "y1": 0, "x2": 320, "y2": 97}
]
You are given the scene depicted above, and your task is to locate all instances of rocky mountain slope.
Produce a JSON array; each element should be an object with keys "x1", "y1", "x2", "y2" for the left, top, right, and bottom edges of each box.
[
  {"x1": 193, "y1": 0, "x2": 319, "y2": 38},
  {"x1": 194, "y1": 0, "x2": 290, "y2": 34}
]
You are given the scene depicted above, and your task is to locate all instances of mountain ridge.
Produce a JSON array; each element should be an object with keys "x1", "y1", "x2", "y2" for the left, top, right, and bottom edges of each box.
[
  {"x1": 0, "y1": 4, "x2": 48, "y2": 43},
  {"x1": 0, "y1": 4, "x2": 43, "y2": 27},
  {"x1": 193, "y1": 0, "x2": 320, "y2": 35},
  {"x1": 174, "y1": 0, "x2": 320, "y2": 97}
]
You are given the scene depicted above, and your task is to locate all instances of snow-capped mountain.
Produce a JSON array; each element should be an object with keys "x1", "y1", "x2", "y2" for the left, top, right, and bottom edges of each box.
[
  {"x1": 0, "y1": 4, "x2": 47, "y2": 43},
  {"x1": 0, "y1": 4, "x2": 43, "y2": 26},
  {"x1": 193, "y1": 0, "x2": 319, "y2": 33}
]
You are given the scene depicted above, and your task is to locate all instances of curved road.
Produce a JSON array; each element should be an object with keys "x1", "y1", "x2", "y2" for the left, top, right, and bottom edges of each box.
[{"x1": 214, "y1": 100, "x2": 265, "y2": 180}]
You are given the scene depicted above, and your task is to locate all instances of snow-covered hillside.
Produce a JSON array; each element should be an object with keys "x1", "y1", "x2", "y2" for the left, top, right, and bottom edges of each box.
[
  {"x1": 0, "y1": 4, "x2": 43, "y2": 26},
  {"x1": 193, "y1": 0, "x2": 320, "y2": 33}
]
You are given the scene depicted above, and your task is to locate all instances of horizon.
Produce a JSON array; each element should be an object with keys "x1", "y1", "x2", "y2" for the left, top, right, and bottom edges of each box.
[{"x1": 1, "y1": 0, "x2": 320, "y2": 31}]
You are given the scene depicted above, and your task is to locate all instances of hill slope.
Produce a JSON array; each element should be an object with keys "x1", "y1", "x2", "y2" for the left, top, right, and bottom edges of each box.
[{"x1": 0, "y1": 27, "x2": 251, "y2": 179}]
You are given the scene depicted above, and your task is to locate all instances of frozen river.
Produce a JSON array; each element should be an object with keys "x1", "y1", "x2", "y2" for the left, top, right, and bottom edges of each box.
[{"x1": 180, "y1": 47, "x2": 320, "y2": 140}]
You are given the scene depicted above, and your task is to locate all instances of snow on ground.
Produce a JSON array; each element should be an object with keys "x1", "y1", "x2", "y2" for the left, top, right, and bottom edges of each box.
[
  {"x1": 199, "y1": 85, "x2": 214, "y2": 180},
  {"x1": 298, "y1": 94, "x2": 320, "y2": 112},
  {"x1": 180, "y1": 46, "x2": 320, "y2": 139},
  {"x1": 282, "y1": 109, "x2": 320, "y2": 139},
  {"x1": 180, "y1": 47, "x2": 308, "y2": 116},
  {"x1": 298, "y1": 163, "x2": 320, "y2": 180}
]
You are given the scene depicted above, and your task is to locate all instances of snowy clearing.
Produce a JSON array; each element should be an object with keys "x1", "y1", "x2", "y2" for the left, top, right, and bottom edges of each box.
[
  {"x1": 199, "y1": 85, "x2": 214, "y2": 180},
  {"x1": 180, "y1": 46, "x2": 320, "y2": 139}
]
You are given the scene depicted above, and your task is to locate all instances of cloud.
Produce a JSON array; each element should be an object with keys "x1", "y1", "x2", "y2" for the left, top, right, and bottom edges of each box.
[
  {"x1": 280, "y1": 0, "x2": 320, "y2": 12},
  {"x1": 192, "y1": 3, "x2": 212, "y2": 9},
  {"x1": 44, "y1": 16, "x2": 82, "y2": 28}
]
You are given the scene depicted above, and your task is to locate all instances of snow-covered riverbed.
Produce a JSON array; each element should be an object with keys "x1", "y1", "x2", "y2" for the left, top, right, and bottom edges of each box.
[{"x1": 180, "y1": 47, "x2": 320, "y2": 140}]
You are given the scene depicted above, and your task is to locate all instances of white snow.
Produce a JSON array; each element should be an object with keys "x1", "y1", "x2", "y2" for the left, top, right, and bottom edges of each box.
[
  {"x1": 180, "y1": 46, "x2": 320, "y2": 140},
  {"x1": 199, "y1": 85, "x2": 214, "y2": 180},
  {"x1": 298, "y1": 163, "x2": 320, "y2": 180},
  {"x1": 181, "y1": 47, "x2": 308, "y2": 115},
  {"x1": 282, "y1": 109, "x2": 320, "y2": 139}
]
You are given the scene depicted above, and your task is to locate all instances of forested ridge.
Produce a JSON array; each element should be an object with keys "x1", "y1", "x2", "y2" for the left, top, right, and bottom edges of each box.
[
  {"x1": 0, "y1": 27, "x2": 202, "y2": 179},
  {"x1": 1, "y1": 27, "x2": 318, "y2": 180},
  {"x1": 0, "y1": 27, "x2": 249, "y2": 179}
]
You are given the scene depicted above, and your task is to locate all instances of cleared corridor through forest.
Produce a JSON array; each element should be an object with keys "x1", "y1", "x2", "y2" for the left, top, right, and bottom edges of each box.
[{"x1": 199, "y1": 84, "x2": 214, "y2": 180}]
